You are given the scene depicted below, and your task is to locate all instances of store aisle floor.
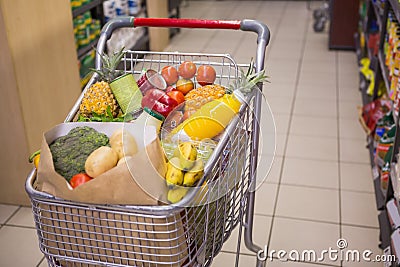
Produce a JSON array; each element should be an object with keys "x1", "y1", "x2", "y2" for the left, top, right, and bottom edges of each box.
[{"x1": 0, "y1": 1, "x2": 379, "y2": 267}]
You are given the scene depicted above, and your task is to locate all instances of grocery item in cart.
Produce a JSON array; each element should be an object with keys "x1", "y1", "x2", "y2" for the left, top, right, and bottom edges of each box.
[{"x1": 36, "y1": 122, "x2": 167, "y2": 205}]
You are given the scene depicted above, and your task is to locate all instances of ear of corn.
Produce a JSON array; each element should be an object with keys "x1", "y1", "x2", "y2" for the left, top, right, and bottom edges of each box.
[{"x1": 184, "y1": 84, "x2": 226, "y2": 112}]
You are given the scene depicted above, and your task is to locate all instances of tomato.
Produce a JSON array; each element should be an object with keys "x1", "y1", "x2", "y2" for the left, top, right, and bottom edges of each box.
[
  {"x1": 176, "y1": 79, "x2": 194, "y2": 95},
  {"x1": 70, "y1": 173, "x2": 92, "y2": 189},
  {"x1": 161, "y1": 66, "x2": 179, "y2": 85},
  {"x1": 178, "y1": 61, "x2": 197, "y2": 79},
  {"x1": 196, "y1": 65, "x2": 216, "y2": 86},
  {"x1": 167, "y1": 90, "x2": 185, "y2": 105}
]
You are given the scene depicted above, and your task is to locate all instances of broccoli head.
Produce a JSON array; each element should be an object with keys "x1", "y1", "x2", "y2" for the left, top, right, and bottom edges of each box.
[{"x1": 49, "y1": 126, "x2": 109, "y2": 181}]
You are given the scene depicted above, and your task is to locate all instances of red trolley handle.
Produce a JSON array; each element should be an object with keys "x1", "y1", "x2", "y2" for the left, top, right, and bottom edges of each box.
[{"x1": 95, "y1": 17, "x2": 270, "y2": 73}]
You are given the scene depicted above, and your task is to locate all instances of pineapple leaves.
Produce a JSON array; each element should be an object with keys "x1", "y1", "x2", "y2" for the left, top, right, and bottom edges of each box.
[
  {"x1": 90, "y1": 46, "x2": 126, "y2": 83},
  {"x1": 228, "y1": 58, "x2": 270, "y2": 94}
]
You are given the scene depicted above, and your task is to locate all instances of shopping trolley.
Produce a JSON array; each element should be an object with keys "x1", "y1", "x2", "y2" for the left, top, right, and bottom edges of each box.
[{"x1": 25, "y1": 17, "x2": 271, "y2": 267}]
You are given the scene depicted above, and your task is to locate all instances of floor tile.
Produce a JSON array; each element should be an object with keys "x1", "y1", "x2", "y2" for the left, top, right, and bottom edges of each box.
[
  {"x1": 298, "y1": 71, "x2": 337, "y2": 87},
  {"x1": 261, "y1": 156, "x2": 283, "y2": 184},
  {"x1": 293, "y1": 98, "x2": 337, "y2": 117},
  {"x1": 286, "y1": 135, "x2": 338, "y2": 161},
  {"x1": 222, "y1": 215, "x2": 272, "y2": 254},
  {"x1": 341, "y1": 190, "x2": 379, "y2": 228},
  {"x1": 289, "y1": 115, "x2": 338, "y2": 138},
  {"x1": 255, "y1": 183, "x2": 279, "y2": 216},
  {"x1": 275, "y1": 184, "x2": 339, "y2": 223},
  {"x1": 281, "y1": 157, "x2": 339, "y2": 189},
  {"x1": 0, "y1": 226, "x2": 43, "y2": 266},
  {"x1": 340, "y1": 162, "x2": 374, "y2": 193},
  {"x1": 339, "y1": 73, "x2": 359, "y2": 89},
  {"x1": 264, "y1": 82, "x2": 296, "y2": 98},
  {"x1": 256, "y1": 154, "x2": 276, "y2": 185},
  {"x1": 269, "y1": 217, "x2": 341, "y2": 266},
  {"x1": 339, "y1": 138, "x2": 370, "y2": 164},
  {"x1": 268, "y1": 70, "x2": 298, "y2": 88},
  {"x1": 38, "y1": 258, "x2": 48, "y2": 267},
  {"x1": 339, "y1": 86, "x2": 362, "y2": 102},
  {"x1": 341, "y1": 225, "x2": 382, "y2": 267},
  {"x1": 7, "y1": 206, "x2": 35, "y2": 228},
  {"x1": 262, "y1": 133, "x2": 287, "y2": 157},
  {"x1": 339, "y1": 100, "x2": 360, "y2": 120},
  {"x1": 296, "y1": 83, "x2": 337, "y2": 100},
  {"x1": 267, "y1": 260, "x2": 337, "y2": 266},
  {"x1": 301, "y1": 59, "x2": 336, "y2": 74},
  {"x1": 271, "y1": 114, "x2": 290, "y2": 135},
  {"x1": 267, "y1": 96, "x2": 294, "y2": 115},
  {"x1": 339, "y1": 117, "x2": 366, "y2": 140},
  {"x1": 0, "y1": 204, "x2": 19, "y2": 224},
  {"x1": 212, "y1": 251, "x2": 256, "y2": 267}
]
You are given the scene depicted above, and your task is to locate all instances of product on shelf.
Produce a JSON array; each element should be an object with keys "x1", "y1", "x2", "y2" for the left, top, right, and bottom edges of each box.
[
  {"x1": 384, "y1": 13, "x2": 400, "y2": 100},
  {"x1": 103, "y1": 0, "x2": 142, "y2": 22}
]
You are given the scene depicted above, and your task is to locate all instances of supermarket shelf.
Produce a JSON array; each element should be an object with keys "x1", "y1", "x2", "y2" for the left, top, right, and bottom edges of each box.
[
  {"x1": 380, "y1": 210, "x2": 393, "y2": 249},
  {"x1": 372, "y1": 2, "x2": 383, "y2": 29},
  {"x1": 392, "y1": 164, "x2": 399, "y2": 202},
  {"x1": 355, "y1": 33, "x2": 363, "y2": 62},
  {"x1": 378, "y1": 50, "x2": 391, "y2": 94},
  {"x1": 77, "y1": 37, "x2": 99, "y2": 58},
  {"x1": 391, "y1": 228, "x2": 400, "y2": 265},
  {"x1": 387, "y1": 198, "x2": 400, "y2": 230},
  {"x1": 72, "y1": 0, "x2": 105, "y2": 18},
  {"x1": 374, "y1": 169, "x2": 387, "y2": 210},
  {"x1": 389, "y1": 0, "x2": 400, "y2": 23}
]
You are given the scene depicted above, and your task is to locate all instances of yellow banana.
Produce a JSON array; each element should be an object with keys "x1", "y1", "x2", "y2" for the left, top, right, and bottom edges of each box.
[
  {"x1": 165, "y1": 157, "x2": 184, "y2": 186},
  {"x1": 183, "y1": 159, "x2": 204, "y2": 187},
  {"x1": 167, "y1": 186, "x2": 189, "y2": 204},
  {"x1": 177, "y1": 142, "x2": 197, "y2": 171}
]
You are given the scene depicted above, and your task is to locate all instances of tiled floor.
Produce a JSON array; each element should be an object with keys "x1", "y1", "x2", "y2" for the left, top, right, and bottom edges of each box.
[{"x1": 0, "y1": 1, "x2": 380, "y2": 267}]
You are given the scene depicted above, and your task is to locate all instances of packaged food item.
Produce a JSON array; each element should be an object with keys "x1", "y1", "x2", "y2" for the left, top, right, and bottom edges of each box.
[
  {"x1": 375, "y1": 124, "x2": 396, "y2": 165},
  {"x1": 359, "y1": 98, "x2": 392, "y2": 136},
  {"x1": 374, "y1": 110, "x2": 395, "y2": 143}
]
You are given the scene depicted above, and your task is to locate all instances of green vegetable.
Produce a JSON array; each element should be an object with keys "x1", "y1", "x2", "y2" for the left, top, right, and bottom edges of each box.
[
  {"x1": 77, "y1": 106, "x2": 134, "y2": 122},
  {"x1": 49, "y1": 126, "x2": 109, "y2": 181}
]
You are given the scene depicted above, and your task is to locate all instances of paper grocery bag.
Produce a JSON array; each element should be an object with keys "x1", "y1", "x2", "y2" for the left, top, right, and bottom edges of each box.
[{"x1": 36, "y1": 122, "x2": 168, "y2": 205}]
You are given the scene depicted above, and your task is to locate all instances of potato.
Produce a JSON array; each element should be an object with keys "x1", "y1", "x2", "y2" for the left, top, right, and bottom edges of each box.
[
  {"x1": 110, "y1": 129, "x2": 138, "y2": 160},
  {"x1": 85, "y1": 146, "x2": 118, "y2": 178},
  {"x1": 117, "y1": 156, "x2": 133, "y2": 167}
]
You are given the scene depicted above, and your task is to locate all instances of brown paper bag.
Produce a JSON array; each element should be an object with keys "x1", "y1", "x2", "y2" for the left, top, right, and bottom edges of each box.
[{"x1": 36, "y1": 122, "x2": 168, "y2": 205}]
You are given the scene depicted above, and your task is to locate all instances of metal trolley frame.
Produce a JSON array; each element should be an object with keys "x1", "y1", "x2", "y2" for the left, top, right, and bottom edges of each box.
[{"x1": 25, "y1": 17, "x2": 270, "y2": 267}]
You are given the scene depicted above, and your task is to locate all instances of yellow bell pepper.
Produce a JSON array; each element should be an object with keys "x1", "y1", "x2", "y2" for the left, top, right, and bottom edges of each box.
[{"x1": 173, "y1": 93, "x2": 241, "y2": 140}]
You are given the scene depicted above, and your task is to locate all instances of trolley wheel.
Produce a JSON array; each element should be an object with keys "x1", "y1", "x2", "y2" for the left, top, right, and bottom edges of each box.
[
  {"x1": 313, "y1": 9, "x2": 324, "y2": 19},
  {"x1": 313, "y1": 20, "x2": 325, "y2": 32}
]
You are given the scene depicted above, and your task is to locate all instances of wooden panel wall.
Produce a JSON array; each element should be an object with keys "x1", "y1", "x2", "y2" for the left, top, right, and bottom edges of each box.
[{"x1": 0, "y1": 0, "x2": 81, "y2": 204}]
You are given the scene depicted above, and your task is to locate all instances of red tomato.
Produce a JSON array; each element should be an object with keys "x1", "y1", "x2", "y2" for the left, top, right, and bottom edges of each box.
[
  {"x1": 167, "y1": 90, "x2": 185, "y2": 105},
  {"x1": 176, "y1": 79, "x2": 194, "y2": 95},
  {"x1": 161, "y1": 66, "x2": 179, "y2": 85},
  {"x1": 196, "y1": 65, "x2": 216, "y2": 86},
  {"x1": 178, "y1": 61, "x2": 197, "y2": 79},
  {"x1": 70, "y1": 173, "x2": 92, "y2": 189}
]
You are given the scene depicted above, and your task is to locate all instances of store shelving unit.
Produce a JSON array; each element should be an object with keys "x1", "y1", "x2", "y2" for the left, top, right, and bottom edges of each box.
[{"x1": 360, "y1": 0, "x2": 400, "y2": 264}]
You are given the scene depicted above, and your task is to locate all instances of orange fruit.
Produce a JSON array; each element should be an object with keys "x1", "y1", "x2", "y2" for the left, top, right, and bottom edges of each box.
[{"x1": 176, "y1": 79, "x2": 194, "y2": 95}]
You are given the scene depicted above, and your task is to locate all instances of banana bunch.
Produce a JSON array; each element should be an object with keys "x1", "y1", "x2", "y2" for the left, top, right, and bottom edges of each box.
[{"x1": 165, "y1": 142, "x2": 205, "y2": 203}]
